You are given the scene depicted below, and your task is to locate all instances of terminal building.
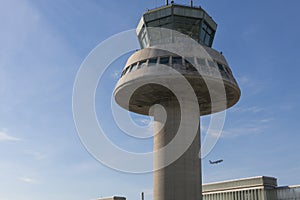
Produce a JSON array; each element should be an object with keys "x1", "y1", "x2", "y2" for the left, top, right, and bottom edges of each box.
[{"x1": 202, "y1": 176, "x2": 300, "y2": 200}]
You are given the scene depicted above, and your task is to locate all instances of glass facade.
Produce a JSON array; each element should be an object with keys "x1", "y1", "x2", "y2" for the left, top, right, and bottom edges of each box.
[
  {"x1": 160, "y1": 57, "x2": 170, "y2": 65},
  {"x1": 173, "y1": 16, "x2": 201, "y2": 42},
  {"x1": 138, "y1": 60, "x2": 147, "y2": 69},
  {"x1": 139, "y1": 26, "x2": 149, "y2": 48},
  {"x1": 172, "y1": 56, "x2": 182, "y2": 65},
  {"x1": 197, "y1": 58, "x2": 207, "y2": 66},
  {"x1": 130, "y1": 63, "x2": 138, "y2": 72},
  {"x1": 200, "y1": 22, "x2": 214, "y2": 46},
  {"x1": 137, "y1": 5, "x2": 217, "y2": 48},
  {"x1": 148, "y1": 58, "x2": 158, "y2": 65}
]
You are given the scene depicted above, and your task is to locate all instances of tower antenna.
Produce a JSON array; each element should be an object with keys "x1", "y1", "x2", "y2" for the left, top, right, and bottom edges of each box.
[
  {"x1": 142, "y1": 192, "x2": 145, "y2": 200},
  {"x1": 166, "y1": 0, "x2": 169, "y2": 5},
  {"x1": 191, "y1": 0, "x2": 193, "y2": 7}
]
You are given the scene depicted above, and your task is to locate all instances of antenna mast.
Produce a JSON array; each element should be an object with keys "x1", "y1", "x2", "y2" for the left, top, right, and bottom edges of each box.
[
  {"x1": 166, "y1": 0, "x2": 169, "y2": 5},
  {"x1": 191, "y1": 0, "x2": 193, "y2": 7},
  {"x1": 141, "y1": 192, "x2": 145, "y2": 200}
]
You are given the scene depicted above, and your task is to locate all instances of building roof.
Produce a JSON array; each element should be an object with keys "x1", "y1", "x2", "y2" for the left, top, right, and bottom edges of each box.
[{"x1": 202, "y1": 176, "x2": 278, "y2": 193}]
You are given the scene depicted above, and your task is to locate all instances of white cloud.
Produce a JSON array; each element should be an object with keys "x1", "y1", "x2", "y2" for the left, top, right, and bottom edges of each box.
[
  {"x1": 18, "y1": 177, "x2": 37, "y2": 184},
  {"x1": 111, "y1": 70, "x2": 121, "y2": 79},
  {"x1": 238, "y1": 76, "x2": 250, "y2": 85},
  {"x1": 260, "y1": 118, "x2": 273, "y2": 123},
  {"x1": 230, "y1": 106, "x2": 264, "y2": 113},
  {"x1": 71, "y1": 161, "x2": 101, "y2": 173},
  {"x1": 237, "y1": 75, "x2": 265, "y2": 95},
  {"x1": 25, "y1": 151, "x2": 47, "y2": 160},
  {"x1": 202, "y1": 123, "x2": 266, "y2": 139},
  {"x1": 221, "y1": 126, "x2": 263, "y2": 138},
  {"x1": 0, "y1": 131, "x2": 21, "y2": 142}
]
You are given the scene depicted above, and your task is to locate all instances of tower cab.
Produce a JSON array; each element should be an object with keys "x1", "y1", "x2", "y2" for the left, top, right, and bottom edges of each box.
[{"x1": 136, "y1": 3, "x2": 217, "y2": 48}]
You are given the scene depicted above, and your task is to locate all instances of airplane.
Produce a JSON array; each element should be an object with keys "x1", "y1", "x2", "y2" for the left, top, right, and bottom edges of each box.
[{"x1": 209, "y1": 159, "x2": 223, "y2": 164}]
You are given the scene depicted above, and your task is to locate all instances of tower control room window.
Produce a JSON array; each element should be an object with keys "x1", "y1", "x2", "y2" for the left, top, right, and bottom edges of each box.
[
  {"x1": 217, "y1": 63, "x2": 224, "y2": 71},
  {"x1": 130, "y1": 63, "x2": 138, "y2": 72},
  {"x1": 138, "y1": 60, "x2": 147, "y2": 69},
  {"x1": 200, "y1": 22, "x2": 213, "y2": 46},
  {"x1": 184, "y1": 58, "x2": 197, "y2": 72},
  {"x1": 207, "y1": 60, "x2": 216, "y2": 68},
  {"x1": 148, "y1": 58, "x2": 158, "y2": 66},
  {"x1": 160, "y1": 57, "x2": 170, "y2": 65},
  {"x1": 172, "y1": 56, "x2": 182, "y2": 65},
  {"x1": 124, "y1": 66, "x2": 131, "y2": 75},
  {"x1": 184, "y1": 57, "x2": 195, "y2": 65},
  {"x1": 197, "y1": 58, "x2": 206, "y2": 66},
  {"x1": 139, "y1": 26, "x2": 149, "y2": 48}
]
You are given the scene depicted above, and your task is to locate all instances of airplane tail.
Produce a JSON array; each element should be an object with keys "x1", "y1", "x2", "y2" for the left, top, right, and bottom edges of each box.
[{"x1": 209, "y1": 160, "x2": 212, "y2": 164}]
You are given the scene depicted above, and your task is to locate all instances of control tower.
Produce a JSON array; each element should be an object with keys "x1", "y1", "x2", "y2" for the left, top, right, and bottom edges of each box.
[{"x1": 114, "y1": 2, "x2": 240, "y2": 200}]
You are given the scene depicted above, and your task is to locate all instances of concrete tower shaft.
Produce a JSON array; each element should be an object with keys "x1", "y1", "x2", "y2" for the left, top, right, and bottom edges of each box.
[{"x1": 153, "y1": 99, "x2": 201, "y2": 200}]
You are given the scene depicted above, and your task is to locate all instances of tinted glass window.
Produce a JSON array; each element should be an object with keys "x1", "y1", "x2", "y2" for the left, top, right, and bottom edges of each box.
[
  {"x1": 200, "y1": 30, "x2": 205, "y2": 42},
  {"x1": 121, "y1": 69, "x2": 126, "y2": 77},
  {"x1": 131, "y1": 63, "x2": 138, "y2": 72},
  {"x1": 160, "y1": 57, "x2": 170, "y2": 65},
  {"x1": 225, "y1": 65, "x2": 232, "y2": 74},
  {"x1": 197, "y1": 58, "x2": 206, "y2": 66},
  {"x1": 185, "y1": 57, "x2": 195, "y2": 65},
  {"x1": 208, "y1": 60, "x2": 216, "y2": 68},
  {"x1": 148, "y1": 58, "x2": 158, "y2": 66},
  {"x1": 172, "y1": 56, "x2": 182, "y2": 64},
  {"x1": 217, "y1": 63, "x2": 224, "y2": 71},
  {"x1": 200, "y1": 22, "x2": 214, "y2": 46},
  {"x1": 205, "y1": 35, "x2": 211, "y2": 46},
  {"x1": 139, "y1": 26, "x2": 149, "y2": 48},
  {"x1": 125, "y1": 66, "x2": 131, "y2": 75},
  {"x1": 138, "y1": 60, "x2": 147, "y2": 69}
]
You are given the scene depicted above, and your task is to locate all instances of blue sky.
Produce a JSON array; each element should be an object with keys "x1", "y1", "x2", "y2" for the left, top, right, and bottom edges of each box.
[{"x1": 1, "y1": 0, "x2": 300, "y2": 199}]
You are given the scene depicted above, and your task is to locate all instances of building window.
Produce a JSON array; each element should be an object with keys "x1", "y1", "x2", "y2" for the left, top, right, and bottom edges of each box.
[
  {"x1": 217, "y1": 63, "x2": 224, "y2": 71},
  {"x1": 184, "y1": 58, "x2": 197, "y2": 72},
  {"x1": 172, "y1": 56, "x2": 182, "y2": 65},
  {"x1": 197, "y1": 58, "x2": 206, "y2": 66},
  {"x1": 160, "y1": 57, "x2": 170, "y2": 65},
  {"x1": 207, "y1": 60, "x2": 216, "y2": 68},
  {"x1": 138, "y1": 60, "x2": 147, "y2": 69},
  {"x1": 130, "y1": 63, "x2": 138, "y2": 72},
  {"x1": 184, "y1": 57, "x2": 195, "y2": 65},
  {"x1": 148, "y1": 58, "x2": 158, "y2": 66},
  {"x1": 200, "y1": 22, "x2": 213, "y2": 46},
  {"x1": 139, "y1": 26, "x2": 149, "y2": 48},
  {"x1": 224, "y1": 65, "x2": 232, "y2": 74},
  {"x1": 124, "y1": 66, "x2": 131, "y2": 75},
  {"x1": 121, "y1": 68, "x2": 126, "y2": 77}
]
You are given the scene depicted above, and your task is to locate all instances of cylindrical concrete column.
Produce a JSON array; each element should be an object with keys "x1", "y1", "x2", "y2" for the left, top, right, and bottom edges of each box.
[{"x1": 153, "y1": 99, "x2": 201, "y2": 200}]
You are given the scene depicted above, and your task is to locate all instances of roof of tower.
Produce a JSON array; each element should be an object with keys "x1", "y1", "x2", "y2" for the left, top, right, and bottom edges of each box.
[{"x1": 143, "y1": 3, "x2": 217, "y2": 30}]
